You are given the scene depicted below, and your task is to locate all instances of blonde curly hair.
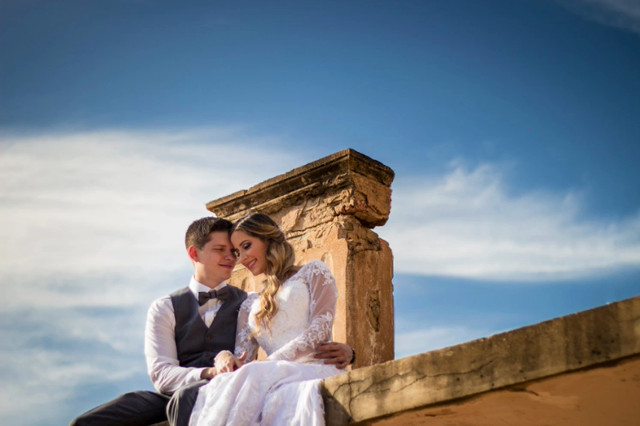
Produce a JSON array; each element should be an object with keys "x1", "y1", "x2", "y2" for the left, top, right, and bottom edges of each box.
[{"x1": 232, "y1": 212, "x2": 300, "y2": 334}]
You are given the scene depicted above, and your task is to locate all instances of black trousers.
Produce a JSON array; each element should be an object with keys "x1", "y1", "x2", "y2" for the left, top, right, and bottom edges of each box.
[{"x1": 70, "y1": 380, "x2": 207, "y2": 426}]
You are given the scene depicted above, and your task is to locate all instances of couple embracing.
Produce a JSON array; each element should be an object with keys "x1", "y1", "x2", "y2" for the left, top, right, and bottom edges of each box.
[{"x1": 72, "y1": 213, "x2": 353, "y2": 426}]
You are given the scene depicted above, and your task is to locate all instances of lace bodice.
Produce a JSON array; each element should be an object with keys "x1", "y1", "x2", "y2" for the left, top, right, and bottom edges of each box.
[{"x1": 234, "y1": 260, "x2": 338, "y2": 363}]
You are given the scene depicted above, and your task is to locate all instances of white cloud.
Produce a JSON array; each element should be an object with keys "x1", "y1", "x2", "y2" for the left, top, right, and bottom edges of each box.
[
  {"x1": 0, "y1": 127, "x2": 303, "y2": 424},
  {"x1": 556, "y1": 0, "x2": 640, "y2": 34},
  {"x1": 0, "y1": 305, "x2": 138, "y2": 421},
  {"x1": 0, "y1": 339, "x2": 142, "y2": 425},
  {"x1": 382, "y1": 162, "x2": 640, "y2": 281},
  {"x1": 0, "y1": 127, "x2": 302, "y2": 310}
]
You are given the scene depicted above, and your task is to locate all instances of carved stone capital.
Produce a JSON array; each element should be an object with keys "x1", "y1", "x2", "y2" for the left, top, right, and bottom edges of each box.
[{"x1": 206, "y1": 148, "x2": 394, "y2": 228}]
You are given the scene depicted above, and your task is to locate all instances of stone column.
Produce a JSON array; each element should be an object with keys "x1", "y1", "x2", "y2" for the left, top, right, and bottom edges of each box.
[{"x1": 206, "y1": 149, "x2": 395, "y2": 367}]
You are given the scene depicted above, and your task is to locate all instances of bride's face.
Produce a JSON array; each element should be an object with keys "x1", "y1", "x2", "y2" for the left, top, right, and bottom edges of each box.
[{"x1": 231, "y1": 230, "x2": 268, "y2": 276}]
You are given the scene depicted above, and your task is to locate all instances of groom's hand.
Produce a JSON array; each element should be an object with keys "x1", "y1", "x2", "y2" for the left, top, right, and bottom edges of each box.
[
  {"x1": 314, "y1": 342, "x2": 354, "y2": 369},
  {"x1": 214, "y1": 350, "x2": 238, "y2": 373},
  {"x1": 200, "y1": 367, "x2": 217, "y2": 380}
]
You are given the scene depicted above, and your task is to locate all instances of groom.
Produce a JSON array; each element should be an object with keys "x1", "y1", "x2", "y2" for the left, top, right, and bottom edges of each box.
[{"x1": 71, "y1": 217, "x2": 354, "y2": 426}]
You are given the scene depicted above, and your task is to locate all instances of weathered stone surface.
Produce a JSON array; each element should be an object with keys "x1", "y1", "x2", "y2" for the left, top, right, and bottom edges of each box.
[
  {"x1": 364, "y1": 355, "x2": 640, "y2": 426},
  {"x1": 206, "y1": 149, "x2": 394, "y2": 227},
  {"x1": 322, "y1": 295, "x2": 640, "y2": 424},
  {"x1": 207, "y1": 149, "x2": 395, "y2": 367}
]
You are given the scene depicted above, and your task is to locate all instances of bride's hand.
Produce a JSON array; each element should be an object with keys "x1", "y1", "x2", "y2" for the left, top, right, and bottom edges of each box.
[{"x1": 233, "y1": 352, "x2": 248, "y2": 370}]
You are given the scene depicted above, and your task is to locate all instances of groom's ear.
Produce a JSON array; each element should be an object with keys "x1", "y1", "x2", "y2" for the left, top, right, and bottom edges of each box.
[{"x1": 187, "y1": 245, "x2": 199, "y2": 263}]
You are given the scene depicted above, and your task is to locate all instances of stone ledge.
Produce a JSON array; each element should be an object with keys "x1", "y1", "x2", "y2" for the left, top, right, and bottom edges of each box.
[{"x1": 322, "y1": 294, "x2": 640, "y2": 424}]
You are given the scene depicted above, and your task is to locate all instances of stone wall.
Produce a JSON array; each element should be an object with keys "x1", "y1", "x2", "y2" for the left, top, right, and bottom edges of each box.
[{"x1": 206, "y1": 149, "x2": 395, "y2": 367}]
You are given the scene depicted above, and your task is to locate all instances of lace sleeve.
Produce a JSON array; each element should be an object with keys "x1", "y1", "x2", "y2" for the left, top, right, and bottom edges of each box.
[
  {"x1": 234, "y1": 292, "x2": 259, "y2": 362},
  {"x1": 267, "y1": 260, "x2": 338, "y2": 361}
]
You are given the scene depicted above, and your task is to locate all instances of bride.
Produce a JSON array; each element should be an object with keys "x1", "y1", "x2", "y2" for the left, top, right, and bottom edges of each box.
[{"x1": 189, "y1": 212, "x2": 344, "y2": 425}]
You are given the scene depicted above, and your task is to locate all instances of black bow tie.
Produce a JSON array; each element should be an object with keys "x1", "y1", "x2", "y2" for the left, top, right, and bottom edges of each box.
[{"x1": 198, "y1": 286, "x2": 230, "y2": 306}]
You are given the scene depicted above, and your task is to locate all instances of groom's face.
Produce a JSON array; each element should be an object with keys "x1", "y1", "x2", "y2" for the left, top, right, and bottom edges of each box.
[{"x1": 192, "y1": 231, "x2": 236, "y2": 287}]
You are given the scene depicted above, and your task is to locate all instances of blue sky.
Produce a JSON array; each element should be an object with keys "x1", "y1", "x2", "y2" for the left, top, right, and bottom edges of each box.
[{"x1": 1, "y1": 0, "x2": 639, "y2": 424}]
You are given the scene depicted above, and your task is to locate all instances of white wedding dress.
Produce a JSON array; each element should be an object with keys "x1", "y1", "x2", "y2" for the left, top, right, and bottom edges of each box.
[{"x1": 189, "y1": 260, "x2": 342, "y2": 426}]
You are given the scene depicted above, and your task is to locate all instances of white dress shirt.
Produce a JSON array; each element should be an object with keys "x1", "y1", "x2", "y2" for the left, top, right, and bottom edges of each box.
[{"x1": 144, "y1": 277, "x2": 227, "y2": 395}]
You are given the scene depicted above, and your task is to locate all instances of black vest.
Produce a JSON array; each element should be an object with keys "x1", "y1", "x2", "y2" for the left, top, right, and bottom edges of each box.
[{"x1": 170, "y1": 285, "x2": 247, "y2": 368}]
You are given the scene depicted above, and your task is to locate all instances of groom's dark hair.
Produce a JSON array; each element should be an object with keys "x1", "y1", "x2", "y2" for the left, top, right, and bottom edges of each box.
[{"x1": 185, "y1": 217, "x2": 233, "y2": 250}]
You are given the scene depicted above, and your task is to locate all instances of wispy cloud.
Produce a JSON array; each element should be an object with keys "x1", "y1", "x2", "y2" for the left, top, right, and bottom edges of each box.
[
  {"x1": 0, "y1": 307, "x2": 146, "y2": 425},
  {"x1": 382, "y1": 162, "x2": 640, "y2": 281},
  {"x1": 0, "y1": 127, "x2": 303, "y2": 424},
  {"x1": 556, "y1": 0, "x2": 640, "y2": 35},
  {"x1": 0, "y1": 127, "x2": 302, "y2": 309}
]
